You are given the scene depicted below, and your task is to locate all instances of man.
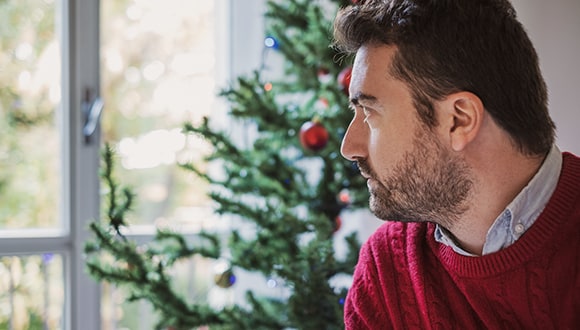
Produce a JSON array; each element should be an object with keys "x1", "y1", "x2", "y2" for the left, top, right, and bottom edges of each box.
[{"x1": 333, "y1": 0, "x2": 580, "y2": 328}]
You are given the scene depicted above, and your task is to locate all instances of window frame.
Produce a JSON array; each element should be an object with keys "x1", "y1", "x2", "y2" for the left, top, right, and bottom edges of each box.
[{"x1": 63, "y1": 0, "x2": 102, "y2": 328}]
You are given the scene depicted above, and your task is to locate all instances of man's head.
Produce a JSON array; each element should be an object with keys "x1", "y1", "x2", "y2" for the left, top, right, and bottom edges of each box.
[
  {"x1": 342, "y1": 44, "x2": 473, "y2": 225},
  {"x1": 334, "y1": 0, "x2": 556, "y2": 224},
  {"x1": 334, "y1": 0, "x2": 555, "y2": 156}
]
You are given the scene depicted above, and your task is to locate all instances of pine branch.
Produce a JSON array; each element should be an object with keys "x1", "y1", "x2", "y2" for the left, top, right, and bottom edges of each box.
[
  {"x1": 152, "y1": 230, "x2": 221, "y2": 265},
  {"x1": 85, "y1": 147, "x2": 228, "y2": 329},
  {"x1": 100, "y1": 143, "x2": 134, "y2": 237},
  {"x1": 85, "y1": 1, "x2": 369, "y2": 329}
]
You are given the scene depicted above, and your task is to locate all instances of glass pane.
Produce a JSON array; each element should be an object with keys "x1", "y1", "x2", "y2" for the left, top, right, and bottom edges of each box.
[
  {"x1": 0, "y1": 0, "x2": 62, "y2": 230},
  {"x1": 100, "y1": 0, "x2": 216, "y2": 227},
  {"x1": 0, "y1": 254, "x2": 64, "y2": 330}
]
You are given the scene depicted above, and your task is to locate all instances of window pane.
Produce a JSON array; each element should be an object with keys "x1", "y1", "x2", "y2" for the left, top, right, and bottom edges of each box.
[
  {"x1": 0, "y1": 254, "x2": 64, "y2": 330},
  {"x1": 100, "y1": 0, "x2": 216, "y2": 227},
  {"x1": 0, "y1": 0, "x2": 62, "y2": 230}
]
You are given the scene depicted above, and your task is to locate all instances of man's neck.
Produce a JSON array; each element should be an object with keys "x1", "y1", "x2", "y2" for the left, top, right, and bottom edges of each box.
[{"x1": 447, "y1": 151, "x2": 547, "y2": 256}]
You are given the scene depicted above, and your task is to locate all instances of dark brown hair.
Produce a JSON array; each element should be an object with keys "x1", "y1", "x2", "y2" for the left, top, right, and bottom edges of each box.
[{"x1": 334, "y1": 0, "x2": 555, "y2": 156}]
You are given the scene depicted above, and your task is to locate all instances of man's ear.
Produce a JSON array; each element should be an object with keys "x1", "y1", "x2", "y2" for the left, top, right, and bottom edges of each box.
[{"x1": 439, "y1": 92, "x2": 484, "y2": 151}]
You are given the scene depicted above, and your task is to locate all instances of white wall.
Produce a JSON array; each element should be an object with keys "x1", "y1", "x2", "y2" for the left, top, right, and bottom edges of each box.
[{"x1": 512, "y1": 0, "x2": 580, "y2": 155}]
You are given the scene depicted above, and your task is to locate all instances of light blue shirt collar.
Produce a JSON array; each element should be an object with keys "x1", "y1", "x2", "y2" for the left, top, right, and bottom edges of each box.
[{"x1": 435, "y1": 145, "x2": 563, "y2": 256}]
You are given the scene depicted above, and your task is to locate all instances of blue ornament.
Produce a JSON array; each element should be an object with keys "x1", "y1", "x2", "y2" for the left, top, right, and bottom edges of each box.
[
  {"x1": 214, "y1": 260, "x2": 236, "y2": 288},
  {"x1": 264, "y1": 36, "x2": 279, "y2": 49},
  {"x1": 42, "y1": 253, "x2": 54, "y2": 264},
  {"x1": 228, "y1": 274, "x2": 237, "y2": 286}
]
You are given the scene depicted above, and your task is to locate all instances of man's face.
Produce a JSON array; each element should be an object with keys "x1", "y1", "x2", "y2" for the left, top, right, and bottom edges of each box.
[{"x1": 342, "y1": 44, "x2": 472, "y2": 226}]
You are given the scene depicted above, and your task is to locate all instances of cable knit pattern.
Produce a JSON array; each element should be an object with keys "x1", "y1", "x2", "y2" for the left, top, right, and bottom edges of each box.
[{"x1": 344, "y1": 153, "x2": 580, "y2": 329}]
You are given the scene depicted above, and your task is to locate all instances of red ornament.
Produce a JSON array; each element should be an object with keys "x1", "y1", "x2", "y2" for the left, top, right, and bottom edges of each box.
[
  {"x1": 299, "y1": 120, "x2": 329, "y2": 152},
  {"x1": 338, "y1": 189, "x2": 351, "y2": 205},
  {"x1": 337, "y1": 66, "x2": 353, "y2": 95},
  {"x1": 317, "y1": 67, "x2": 332, "y2": 84},
  {"x1": 317, "y1": 67, "x2": 330, "y2": 77},
  {"x1": 316, "y1": 98, "x2": 329, "y2": 109}
]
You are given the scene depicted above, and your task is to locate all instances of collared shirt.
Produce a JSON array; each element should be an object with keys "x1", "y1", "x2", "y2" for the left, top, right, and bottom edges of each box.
[{"x1": 434, "y1": 145, "x2": 563, "y2": 256}]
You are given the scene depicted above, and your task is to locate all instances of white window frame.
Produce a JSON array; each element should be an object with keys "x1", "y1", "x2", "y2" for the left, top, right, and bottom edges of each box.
[{"x1": 63, "y1": 0, "x2": 102, "y2": 328}]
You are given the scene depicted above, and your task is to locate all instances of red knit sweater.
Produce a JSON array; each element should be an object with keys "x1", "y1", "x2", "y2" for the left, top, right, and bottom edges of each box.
[{"x1": 344, "y1": 153, "x2": 580, "y2": 329}]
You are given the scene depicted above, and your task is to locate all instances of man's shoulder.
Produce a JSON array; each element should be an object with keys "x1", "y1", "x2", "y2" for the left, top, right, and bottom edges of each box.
[{"x1": 562, "y1": 151, "x2": 580, "y2": 167}]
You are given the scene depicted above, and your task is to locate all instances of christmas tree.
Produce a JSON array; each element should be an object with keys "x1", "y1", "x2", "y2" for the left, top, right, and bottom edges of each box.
[{"x1": 85, "y1": 0, "x2": 369, "y2": 329}]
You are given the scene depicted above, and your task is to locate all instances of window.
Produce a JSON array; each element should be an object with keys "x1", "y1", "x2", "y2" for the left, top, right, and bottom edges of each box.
[
  {"x1": 1, "y1": 0, "x2": 68, "y2": 328},
  {"x1": 100, "y1": 0, "x2": 218, "y2": 228},
  {"x1": 0, "y1": 0, "x2": 263, "y2": 329}
]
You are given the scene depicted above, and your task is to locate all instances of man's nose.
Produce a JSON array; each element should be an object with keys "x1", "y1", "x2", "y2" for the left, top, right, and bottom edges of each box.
[{"x1": 340, "y1": 115, "x2": 368, "y2": 161}]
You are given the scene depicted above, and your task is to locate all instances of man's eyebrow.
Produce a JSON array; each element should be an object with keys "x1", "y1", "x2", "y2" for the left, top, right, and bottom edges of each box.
[{"x1": 349, "y1": 92, "x2": 378, "y2": 106}]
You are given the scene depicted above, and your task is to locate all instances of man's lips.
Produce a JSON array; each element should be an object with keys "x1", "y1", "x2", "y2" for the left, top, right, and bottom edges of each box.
[{"x1": 355, "y1": 160, "x2": 374, "y2": 181}]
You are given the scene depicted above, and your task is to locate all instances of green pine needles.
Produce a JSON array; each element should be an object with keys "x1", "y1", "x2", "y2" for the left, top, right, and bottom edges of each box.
[{"x1": 85, "y1": 1, "x2": 368, "y2": 329}]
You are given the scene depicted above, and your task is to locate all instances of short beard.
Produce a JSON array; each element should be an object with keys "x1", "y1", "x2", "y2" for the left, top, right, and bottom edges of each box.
[{"x1": 358, "y1": 129, "x2": 472, "y2": 228}]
